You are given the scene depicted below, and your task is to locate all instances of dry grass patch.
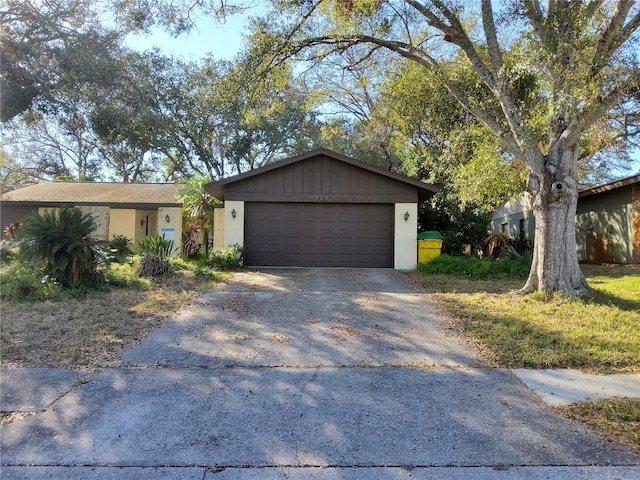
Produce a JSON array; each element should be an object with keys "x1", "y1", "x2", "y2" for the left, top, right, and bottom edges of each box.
[
  {"x1": 554, "y1": 398, "x2": 640, "y2": 454},
  {"x1": 1, "y1": 270, "x2": 226, "y2": 368}
]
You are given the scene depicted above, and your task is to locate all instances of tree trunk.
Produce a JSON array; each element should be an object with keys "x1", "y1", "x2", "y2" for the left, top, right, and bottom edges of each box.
[{"x1": 521, "y1": 141, "x2": 589, "y2": 296}]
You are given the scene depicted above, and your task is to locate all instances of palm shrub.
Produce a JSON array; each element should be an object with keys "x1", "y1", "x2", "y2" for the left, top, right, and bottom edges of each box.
[
  {"x1": 137, "y1": 235, "x2": 174, "y2": 277},
  {"x1": 499, "y1": 245, "x2": 533, "y2": 278},
  {"x1": 108, "y1": 234, "x2": 132, "y2": 263},
  {"x1": 16, "y1": 207, "x2": 105, "y2": 288}
]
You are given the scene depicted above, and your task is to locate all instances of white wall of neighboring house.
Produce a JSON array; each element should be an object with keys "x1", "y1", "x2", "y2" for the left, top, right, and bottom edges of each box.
[
  {"x1": 491, "y1": 192, "x2": 535, "y2": 240},
  {"x1": 394, "y1": 203, "x2": 418, "y2": 270}
]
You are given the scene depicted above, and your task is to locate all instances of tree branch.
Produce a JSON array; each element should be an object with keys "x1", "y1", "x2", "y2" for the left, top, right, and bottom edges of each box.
[
  {"x1": 481, "y1": 0, "x2": 502, "y2": 74},
  {"x1": 296, "y1": 33, "x2": 523, "y2": 156},
  {"x1": 591, "y1": 1, "x2": 636, "y2": 77},
  {"x1": 567, "y1": 72, "x2": 640, "y2": 146}
]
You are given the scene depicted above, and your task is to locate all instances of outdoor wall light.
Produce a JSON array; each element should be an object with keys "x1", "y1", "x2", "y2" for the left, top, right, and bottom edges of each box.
[
  {"x1": 165, "y1": 214, "x2": 171, "y2": 223},
  {"x1": 231, "y1": 208, "x2": 237, "y2": 220},
  {"x1": 140, "y1": 219, "x2": 145, "y2": 226},
  {"x1": 404, "y1": 211, "x2": 410, "y2": 223}
]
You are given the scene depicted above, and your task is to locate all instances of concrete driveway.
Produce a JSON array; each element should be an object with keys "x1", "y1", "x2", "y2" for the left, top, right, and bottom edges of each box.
[{"x1": 1, "y1": 268, "x2": 639, "y2": 479}]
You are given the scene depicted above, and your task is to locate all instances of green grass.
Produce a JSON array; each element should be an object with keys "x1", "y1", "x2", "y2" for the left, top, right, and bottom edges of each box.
[
  {"x1": 408, "y1": 264, "x2": 640, "y2": 373},
  {"x1": 417, "y1": 253, "x2": 532, "y2": 280}
]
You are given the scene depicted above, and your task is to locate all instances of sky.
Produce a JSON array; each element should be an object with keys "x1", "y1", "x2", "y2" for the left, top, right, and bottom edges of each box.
[{"x1": 123, "y1": 10, "x2": 256, "y2": 61}]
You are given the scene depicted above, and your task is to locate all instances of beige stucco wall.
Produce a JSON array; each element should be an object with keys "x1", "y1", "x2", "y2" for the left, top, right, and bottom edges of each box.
[
  {"x1": 394, "y1": 203, "x2": 418, "y2": 270},
  {"x1": 39, "y1": 206, "x2": 109, "y2": 240},
  {"x1": 158, "y1": 206, "x2": 182, "y2": 255},
  {"x1": 109, "y1": 209, "x2": 136, "y2": 242},
  {"x1": 135, "y1": 210, "x2": 157, "y2": 245},
  {"x1": 213, "y1": 208, "x2": 225, "y2": 249},
  {"x1": 223, "y1": 201, "x2": 244, "y2": 247}
]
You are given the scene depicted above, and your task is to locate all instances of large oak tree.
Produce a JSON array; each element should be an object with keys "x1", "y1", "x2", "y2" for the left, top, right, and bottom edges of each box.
[
  {"x1": 0, "y1": 0, "x2": 121, "y2": 122},
  {"x1": 251, "y1": 0, "x2": 640, "y2": 296}
]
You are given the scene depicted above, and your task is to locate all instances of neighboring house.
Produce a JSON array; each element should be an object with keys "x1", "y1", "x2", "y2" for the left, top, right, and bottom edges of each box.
[
  {"x1": 205, "y1": 148, "x2": 438, "y2": 269},
  {"x1": 1, "y1": 182, "x2": 183, "y2": 253},
  {"x1": 491, "y1": 173, "x2": 640, "y2": 264}
]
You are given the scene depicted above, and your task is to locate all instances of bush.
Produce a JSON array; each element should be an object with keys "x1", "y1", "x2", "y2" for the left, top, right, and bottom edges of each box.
[
  {"x1": 418, "y1": 253, "x2": 531, "y2": 280},
  {"x1": 209, "y1": 244, "x2": 245, "y2": 270},
  {"x1": 105, "y1": 262, "x2": 144, "y2": 288},
  {"x1": 419, "y1": 195, "x2": 492, "y2": 256},
  {"x1": 107, "y1": 234, "x2": 132, "y2": 264},
  {"x1": 16, "y1": 207, "x2": 105, "y2": 288},
  {"x1": 499, "y1": 246, "x2": 533, "y2": 279},
  {"x1": 0, "y1": 240, "x2": 18, "y2": 264},
  {"x1": 0, "y1": 263, "x2": 61, "y2": 302},
  {"x1": 136, "y1": 235, "x2": 174, "y2": 277}
]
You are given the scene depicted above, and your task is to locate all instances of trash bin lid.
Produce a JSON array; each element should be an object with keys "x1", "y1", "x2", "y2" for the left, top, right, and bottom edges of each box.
[{"x1": 417, "y1": 231, "x2": 443, "y2": 240}]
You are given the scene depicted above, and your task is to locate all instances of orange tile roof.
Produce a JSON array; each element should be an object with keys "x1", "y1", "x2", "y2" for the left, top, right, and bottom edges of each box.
[{"x1": 1, "y1": 182, "x2": 182, "y2": 206}]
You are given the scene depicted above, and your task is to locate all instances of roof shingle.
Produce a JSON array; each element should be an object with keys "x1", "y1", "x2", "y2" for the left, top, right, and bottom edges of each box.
[{"x1": 1, "y1": 183, "x2": 182, "y2": 206}]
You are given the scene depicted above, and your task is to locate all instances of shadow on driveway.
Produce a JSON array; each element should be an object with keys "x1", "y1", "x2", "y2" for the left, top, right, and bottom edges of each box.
[{"x1": 124, "y1": 268, "x2": 481, "y2": 368}]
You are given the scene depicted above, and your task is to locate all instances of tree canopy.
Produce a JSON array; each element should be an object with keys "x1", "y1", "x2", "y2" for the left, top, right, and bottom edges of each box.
[{"x1": 247, "y1": 0, "x2": 640, "y2": 295}]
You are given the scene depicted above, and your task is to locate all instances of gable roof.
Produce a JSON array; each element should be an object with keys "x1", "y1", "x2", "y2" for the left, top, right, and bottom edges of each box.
[
  {"x1": 1, "y1": 182, "x2": 182, "y2": 207},
  {"x1": 578, "y1": 173, "x2": 640, "y2": 198},
  {"x1": 205, "y1": 148, "x2": 438, "y2": 201}
]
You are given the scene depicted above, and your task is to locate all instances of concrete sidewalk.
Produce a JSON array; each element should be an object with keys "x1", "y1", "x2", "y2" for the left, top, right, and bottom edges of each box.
[
  {"x1": 1, "y1": 268, "x2": 639, "y2": 480},
  {"x1": 2, "y1": 366, "x2": 639, "y2": 479},
  {"x1": 513, "y1": 368, "x2": 640, "y2": 407}
]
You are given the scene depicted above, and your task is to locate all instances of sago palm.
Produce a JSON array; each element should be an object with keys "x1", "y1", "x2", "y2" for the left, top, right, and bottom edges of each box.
[{"x1": 17, "y1": 206, "x2": 104, "y2": 287}]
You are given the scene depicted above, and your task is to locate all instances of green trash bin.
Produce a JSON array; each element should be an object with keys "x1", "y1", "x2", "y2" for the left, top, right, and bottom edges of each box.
[{"x1": 417, "y1": 231, "x2": 443, "y2": 263}]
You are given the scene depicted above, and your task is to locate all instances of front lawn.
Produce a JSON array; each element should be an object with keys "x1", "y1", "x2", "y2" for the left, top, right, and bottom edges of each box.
[
  {"x1": 409, "y1": 264, "x2": 640, "y2": 374},
  {"x1": 554, "y1": 398, "x2": 640, "y2": 455},
  {"x1": 0, "y1": 259, "x2": 229, "y2": 367}
]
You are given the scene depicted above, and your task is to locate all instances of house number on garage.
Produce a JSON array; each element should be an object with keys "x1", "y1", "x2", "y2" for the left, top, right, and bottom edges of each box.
[{"x1": 315, "y1": 195, "x2": 329, "y2": 201}]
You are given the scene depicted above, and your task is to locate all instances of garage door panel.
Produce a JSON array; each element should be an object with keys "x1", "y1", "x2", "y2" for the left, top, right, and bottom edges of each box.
[{"x1": 245, "y1": 203, "x2": 393, "y2": 267}]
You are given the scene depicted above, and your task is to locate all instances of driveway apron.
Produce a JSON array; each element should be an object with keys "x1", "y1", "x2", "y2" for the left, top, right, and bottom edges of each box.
[{"x1": 1, "y1": 268, "x2": 638, "y2": 475}]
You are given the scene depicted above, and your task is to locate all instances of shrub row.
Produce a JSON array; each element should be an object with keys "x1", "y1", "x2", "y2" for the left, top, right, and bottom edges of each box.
[{"x1": 418, "y1": 253, "x2": 532, "y2": 280}]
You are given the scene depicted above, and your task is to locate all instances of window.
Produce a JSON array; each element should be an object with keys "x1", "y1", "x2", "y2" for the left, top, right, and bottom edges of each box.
[
  {"x1": 501, "y1": 222, "x2": 508, "y2": 234},
  {"x1": 519, "y1": 219, "x2": 526, "y2": 240}
]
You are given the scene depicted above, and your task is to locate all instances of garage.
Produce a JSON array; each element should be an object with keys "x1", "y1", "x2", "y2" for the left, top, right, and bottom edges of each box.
[
  {"x1": 245, "y1": 202, "x2": 393, "y2": 267},
  {"x1": 205, "y1": 148, "x2": 437, "y2": 269}
]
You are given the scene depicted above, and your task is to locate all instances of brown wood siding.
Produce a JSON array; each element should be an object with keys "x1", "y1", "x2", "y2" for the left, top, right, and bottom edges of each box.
[
  {"x1": 245, "y1": 203, "x2": 393, "y2": 267},
  {"x1": 225, "y1": 155, "x2": 417, "y2": 203}
]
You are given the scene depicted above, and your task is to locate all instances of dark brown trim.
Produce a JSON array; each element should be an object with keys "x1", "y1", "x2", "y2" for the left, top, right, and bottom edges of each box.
[{"x1": 579, "y1": 174, "x2": 640, "y2": 198}]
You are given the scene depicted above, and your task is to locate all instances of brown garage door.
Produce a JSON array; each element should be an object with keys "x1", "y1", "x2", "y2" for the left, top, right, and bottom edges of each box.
[{"x1": 245, "y1": 203, "x2": 393, "y2": 267}]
